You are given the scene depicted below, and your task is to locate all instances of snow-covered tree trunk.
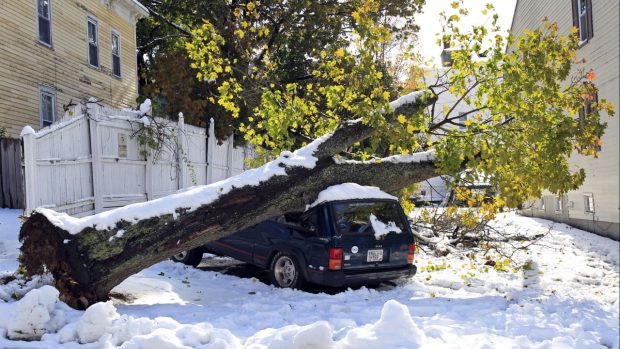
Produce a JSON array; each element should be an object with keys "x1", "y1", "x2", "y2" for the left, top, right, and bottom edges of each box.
[{"x1": 19, "y1": 91, "x2": 438, "y2": 309}]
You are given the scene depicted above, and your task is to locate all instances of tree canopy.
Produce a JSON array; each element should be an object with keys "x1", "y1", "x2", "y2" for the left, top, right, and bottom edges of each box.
[
  {"x1": 137, "y1": 0, "x2": 424, "y2": 140},
  {"x1": 185, "y1": 0, "x2": 613, "y2": 211}
]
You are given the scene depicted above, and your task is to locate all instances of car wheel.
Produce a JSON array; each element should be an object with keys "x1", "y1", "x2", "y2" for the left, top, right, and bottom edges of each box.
[
  {"x1": 269, "y1": 252, "x2": 304, "y2": 289},
  {"x1": 171, "y1": 248, "x2": 203, "y2": 267}
]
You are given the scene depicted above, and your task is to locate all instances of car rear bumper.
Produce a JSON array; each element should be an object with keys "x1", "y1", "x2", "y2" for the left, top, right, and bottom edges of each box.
[{"x1": 306, "y1": 264, "x2": 417, "y2": 287}]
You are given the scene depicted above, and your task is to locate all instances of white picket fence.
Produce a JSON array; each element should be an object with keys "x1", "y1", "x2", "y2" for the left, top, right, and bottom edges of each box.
[{"x1": 22, "y1": 102, "x2": 254, "y2": 217}]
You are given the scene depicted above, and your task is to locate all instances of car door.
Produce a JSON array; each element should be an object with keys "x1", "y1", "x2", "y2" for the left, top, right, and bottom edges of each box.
[{"x1": 211, "y1": 225, "x2": 257, "y2": 264}]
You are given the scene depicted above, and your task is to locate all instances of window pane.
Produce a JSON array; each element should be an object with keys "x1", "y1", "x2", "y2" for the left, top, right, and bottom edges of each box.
[
  {"x1": 333, "y1": 201, "x2": 406, "y2": 236},
  {"x1": 38, "y1": 0, "x2": 49, "y2": 18},
  {"x1": 579, "y1": 15, "x2": 588, "y2": 41},
  {"x1": 88, "y1": 21, "x2": 97, "y2": 45},
  {"x1": 40, "y1": 92, "x2": 54, "y2": 126},
  {"x1": 579, "y1": 0, "x2": 586, "y2": 14},
  {"x1": 89, "y1": 44, "x2": 99, "y2": 66},
  {"x1": 111, "y1": 34, "x2": 119, "y2": 55},
  {"x1": 113, "y1": 56, "x2": 121, "y2": 77},
  {"x1": 38, "y1": 17, "x2": 51, "y2": 44}
]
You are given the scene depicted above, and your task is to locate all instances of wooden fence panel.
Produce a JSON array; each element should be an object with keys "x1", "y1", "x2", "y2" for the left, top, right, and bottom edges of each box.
[
  {"x1": 22, "y1": 105, "x2": 253, "y2": 216},
  {"x1": 0, "y1": 138, "x2": 25, "y2": 209}
]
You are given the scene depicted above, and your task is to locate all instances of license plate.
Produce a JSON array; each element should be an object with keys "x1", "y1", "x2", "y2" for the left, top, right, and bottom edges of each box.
[{"x1": 367, "y1": 249, "x2": 383, "y2": 262}]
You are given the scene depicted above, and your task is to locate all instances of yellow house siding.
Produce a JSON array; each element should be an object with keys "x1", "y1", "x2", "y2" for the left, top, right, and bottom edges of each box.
[
  {"x1": 512, "y1": 0, "x2": 619, "y2": 238},
  {"x1": 0, "y1": 0, "x2": 146, "y2": 138}
]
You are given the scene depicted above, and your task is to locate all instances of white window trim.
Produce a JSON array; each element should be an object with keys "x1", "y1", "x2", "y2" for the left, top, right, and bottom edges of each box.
[
  {"x1": 39, "y1": 86, "x2": 56, "y2": 128},
  {"x1": 111, "y1": 29, "x2": 122, "y2": 78},
  {"x1": 584, "y1": 193, "x2": 595, "y2": 213},
  {"x1": 36, "y1": 0, "x2": 53, "y2": 47},
  {"x1": 87, "y1": 15, "x2": 100, "y2": 69}
]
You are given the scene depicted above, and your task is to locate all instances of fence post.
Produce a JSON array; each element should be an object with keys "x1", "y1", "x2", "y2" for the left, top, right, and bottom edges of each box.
[
  {"x1": 21, "y1": 128, "x2": 37, "y2": 215},
  {"x1": 206, "y1": 118, "x2": 215, "y2": 184},
  {"x1": 226, "y1": 132, "x2": 234, "y2": 177},
  {"x1": 177, "y1": 112, "x2": 188, "y2": 189},
  {"x1": 88, "y1": 104, "x2": 104, "y2": 213},
  {"x1": 145, "y1": 148, "x2": 154, "y2": 201}
]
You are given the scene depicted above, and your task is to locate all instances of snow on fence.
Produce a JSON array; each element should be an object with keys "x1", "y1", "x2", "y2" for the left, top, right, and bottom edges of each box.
[{"x1": 22, "y1": 102, "x2": 253, "y2": 217}]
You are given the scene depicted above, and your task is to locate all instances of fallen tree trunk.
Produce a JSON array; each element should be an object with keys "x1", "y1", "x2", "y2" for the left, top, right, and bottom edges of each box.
[{"x1": 19, "y1": 91, "x2": 437, "y2": 309}]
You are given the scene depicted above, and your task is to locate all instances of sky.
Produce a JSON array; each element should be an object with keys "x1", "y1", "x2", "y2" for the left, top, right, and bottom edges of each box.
[{"x1": 414, "y1": 0, "x2": 518, "y2": 67}]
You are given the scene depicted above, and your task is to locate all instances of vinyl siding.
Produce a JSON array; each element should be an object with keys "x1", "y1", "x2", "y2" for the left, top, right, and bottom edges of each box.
[{"x1": 511, "y1": 0, "x2": 619, "y2": 238}]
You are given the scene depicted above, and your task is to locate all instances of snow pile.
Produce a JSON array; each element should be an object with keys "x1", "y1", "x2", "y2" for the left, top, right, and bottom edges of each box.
[
  {"x1": 308, "y1": 183, "x2": 397, "y2": 209},
  {"x1": 57, "y1": 300, "x2": 240, "y2": 348},
  {"x1": 6, "y1": 285, "x2": 64, "y2": 340},
  {"x1": 37, "y1": 130, "x2": 333, "y2": 235},
  {"x1": 245, "y1": 321, "x2": 335, "y2": 348},
  {"x1": 245, "y1": 300, "x2": 424, "y2": 348},
  {"x1": 369, "y1": 213, "x2": 402, "y2": 239},
  {"x1": 139, "y1": 99, "x2": 151, "y2": 116},
  {"x1": 19, "y1": 125, "x2": 35, "y2": 137},
  {"x1": 74, "y1": 301, "x2": 119, "y2": 343},
  {"x1": 340, "y1": 300, "x2": 425, "y2": 348}
]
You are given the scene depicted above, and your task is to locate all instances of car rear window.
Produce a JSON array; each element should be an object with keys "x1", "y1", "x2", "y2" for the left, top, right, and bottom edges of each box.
[{"x1": 332, "y1": 201, "x2": 408, "y2": 237}]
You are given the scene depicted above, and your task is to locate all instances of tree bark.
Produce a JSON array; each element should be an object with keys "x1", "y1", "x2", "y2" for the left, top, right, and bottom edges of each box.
[{"x1": 19, "y1": 91, "x2": 438, "y2": 309}]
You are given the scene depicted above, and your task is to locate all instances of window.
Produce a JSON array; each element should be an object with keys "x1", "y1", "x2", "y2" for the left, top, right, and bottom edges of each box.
[
  {"x1": 37, "y1": 0, "x2": 52, "y2": 46},
  {"x1": 111, "y1": 31, "x2": 121, "y2": 78},
  {"x1": 87, "y1": 16, "x2": 99, "y2": 68},
  {"x1": 578, "y1": 91, "x2": 602, "y2": 152},
  {"x1": 538, "y1": 198, "x2": 545, "y2": 210},
  {"x1": 584, "y1": 194, "x2": 594, "y2": 213},
  {"x1": 458, "y1": 113, "x2": 467, "y2": 131},
  {"x1": 39, "y1": 87, "x2": 56, "y2": 127},
  {"x1": 332, "y1": 201, "x2": 406, "y2": 236},
  {"x1": 572, "y1": 0, "x2": 593, "y2": 43},
  {"x1": 554, "y1": 196, "x2": 562, "y2": 212}
]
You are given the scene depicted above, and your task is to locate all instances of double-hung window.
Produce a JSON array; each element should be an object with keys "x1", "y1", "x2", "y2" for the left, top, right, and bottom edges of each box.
[
  {"x1": 554, "y1": 196, "x2": 563, "y2": 213},
  {"x1": 87, "y1": 16, "x2": 99, "y2": 68},
  {"x1": 572, "y1": 0, "x2": 593, "y2": 43},
  {"x1": 37, "y1": 0, "x2": 52, "y2": 46},
  {"x1": 584, "y1": 194, "x2": 594, "y2": 213},
  {"x1": 111, "y1": 31, "x2": 121, "y2": 78},
  {"x1": 39, "y1": 87, "x2": 56, "y2": 128}
]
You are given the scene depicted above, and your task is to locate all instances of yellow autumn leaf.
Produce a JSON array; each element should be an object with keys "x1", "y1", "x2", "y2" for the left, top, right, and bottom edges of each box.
[{"x1": 335, "y1": 48, "x2": 345, "y2": 57}]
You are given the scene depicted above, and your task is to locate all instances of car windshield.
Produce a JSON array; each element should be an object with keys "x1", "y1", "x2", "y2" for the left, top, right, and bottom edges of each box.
[{"x1": 332, "y1": 201, "x2": 408, "y2": 238}]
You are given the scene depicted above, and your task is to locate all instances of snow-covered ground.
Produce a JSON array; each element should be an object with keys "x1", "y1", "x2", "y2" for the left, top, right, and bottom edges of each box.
[{"x1": 0, "y1": 208, "x2": 618, "y2": 348}]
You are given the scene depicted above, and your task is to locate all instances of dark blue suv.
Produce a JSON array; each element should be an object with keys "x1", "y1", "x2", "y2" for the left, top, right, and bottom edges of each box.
[{"x1": 172, "y1": 198, "x2": 417, "y2": 288}]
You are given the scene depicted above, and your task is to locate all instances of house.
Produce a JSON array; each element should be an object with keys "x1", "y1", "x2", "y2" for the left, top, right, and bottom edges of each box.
[
  {"x1": 0, "y1": 0, "x2": 149, "y2": 138},
  {"x1": 510, "y1": 0, "x2": 619, "y2": 240}
]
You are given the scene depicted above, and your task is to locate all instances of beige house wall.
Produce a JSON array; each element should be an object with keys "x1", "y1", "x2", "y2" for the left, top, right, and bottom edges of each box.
[
  {"x1": 0, "y1": 0, "x2": 147, "y2": 138},
  {"x1": 511, "y1": 0, "x2": 619, "y2": 239}
]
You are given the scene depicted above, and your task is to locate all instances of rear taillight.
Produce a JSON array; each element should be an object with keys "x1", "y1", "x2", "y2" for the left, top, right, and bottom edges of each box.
[
  {"x1": 329, "y1": 248, "x2": 343, "y2": 270},
  {"x1": 407, "y1": 243, "x2": 415, "y2": 264}
]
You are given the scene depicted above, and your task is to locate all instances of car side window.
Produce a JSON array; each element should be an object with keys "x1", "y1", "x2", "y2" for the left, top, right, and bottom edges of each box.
[{"x1": 300, "y1": 210, "x2": 321, "y2": 235}]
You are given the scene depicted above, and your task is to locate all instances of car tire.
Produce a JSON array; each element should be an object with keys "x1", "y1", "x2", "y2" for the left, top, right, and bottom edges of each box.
[
  {"x1": 171, "y1": 248, "x2": 203, "y2": 267},
  {"x1": 269, "y1": 252, "x2": 305, "y2": 289}
]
